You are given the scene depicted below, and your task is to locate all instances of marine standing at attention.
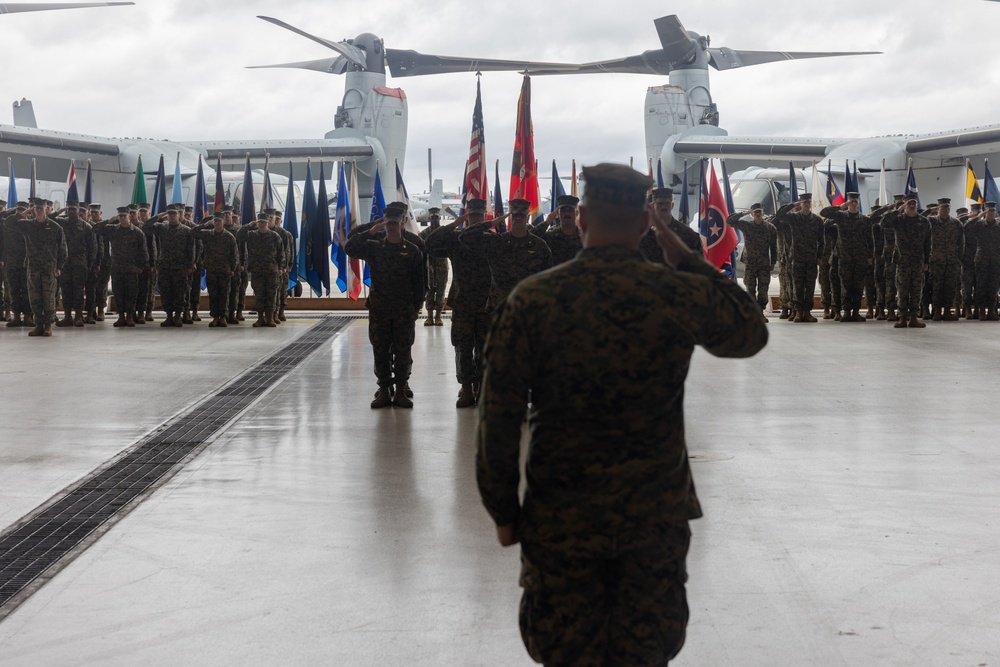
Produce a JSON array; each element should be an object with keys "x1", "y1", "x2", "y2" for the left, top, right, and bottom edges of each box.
[{"x1": 476, "y1": 163, "x2": 767, "y2": 666}]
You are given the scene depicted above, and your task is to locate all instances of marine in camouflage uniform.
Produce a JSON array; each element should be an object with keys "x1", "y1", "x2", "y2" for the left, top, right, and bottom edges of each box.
[
  {"x1": 132, "y1": 204, "x2": 156, "y2": 324},
  {"x1": 926, "y1": 198, "x2": 964, "y2": 321},
  {"x1": 534, "y1": 195, "x2": 584, "y2": 268},
  {"x1": 273, "y1": 213, "x2": 296, "y2": 322},
  {"x1": 192, "y1": 213, "x2": 239, "y2": 327},
  {"x1": 639, "y1": 187, "x2": 703, "y2": 263},
  {"x1": 821, "y1": 193, "x2": 873, "y2": 322},
  {"x1": 94, "y1": 206, "x2": 151, "y2": 327},
  {"x1": 223, "y1": 209, "x2": 243, "y2": 324},
  {"x1": 459, "y1": 198, "x2": 552, "y2": 313},
  {"x1": 817, "y1": 215, "x2": 839, "y2": 319},
  {"x1": 345, "y1": 201, "x2": 425, "y2": 409},
  {"x1": 234, "y1": 221, "x2": 253, "y2": 321},
  {"x1": 93, "y1": 204, "x2": 114, "y2": 321},
  {"x1": 244, "y1": 213, "x2": 285, "y2": 328},
  {"x1": 967, "y1": 201, "x2": 1000, "y2": 320},
  {"x1": 181, "y1": 208, "x2": 203, "y2": 323},
  {"x1": 2, "y1": 202, "x2": 32, "y2": 327},
  {"x1": 425, "y1": 199, "x2": 493, "y2": 408},
  {"x1": 83, "y1": 203, "x2": 105, "y2": 323},
  {"x1": 960, "y1": 204, "x2": 981, "y2": 318},
  {"x1": 15, "y1": 198, "x2": 68, "y2": 336},
  {"x1": 774, "y1": 194, "x2": 825, "y2": 322},
  {"x1": 727, "y1": 203, "x2": 777, "y2": 319},
  {"x1": 476, "y1": 163, "x2": 768, "y2": 667},
  {"x1": 418, "y1": 207, "x2": 449, "y2": 326},
  {"x1": 771, "y1": 208, "x2": 795, "y2": 319},
  {"x1": 151, "y1": 205, "x2": 196, "y2": 326},
  {"x1": 869, "y1": 200, "x2": 897, "y2": 320},
  {"x1": 880, "y1": 195, "x2": 930, "y2": 328},
  {"x1": 52, "y1": 201, "x2": 98, "y2": 328}
]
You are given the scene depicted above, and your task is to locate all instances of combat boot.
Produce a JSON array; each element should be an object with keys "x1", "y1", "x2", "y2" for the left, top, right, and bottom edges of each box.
[
  {"x1": 236, "y1": 309, "x2": 245, "y2": 322},
  {"x1": 264, "y1": 313, "x2": 277, "y2": 328},
  {"x1": 921, "y1": 304, "x2": 931, "y2": 320},
  {"x1": 113, "y1": 313, "x2": 127, "y2": 328},
  {"x1": 83, "y1": 310, "x2": 95, "y2": 324},
  {"x1": 2, "y1": 308, "x2": 8, "y2": 322},
  {"x1": 227, "y1": 312, "x2": 238, "y2": 325},
  {"x1": 218, "y1": 317, "x2": 228, "y2": 327},
  {"x1": 55, "y1": 310, "x2": 72, "y2": 327},
  {"x1": 932, "y1": 306, "x2": 943, "y2": 322},
  {"x1": 370, "y1": 386, "x2": 393, "y2": 409},
  {"x1": 962, "y1": 305, "x2": 971, "y2": 319},
  {"x1": 161, "y1": 312, "x2": 175, "y2": 327},
  {"x1": 434, "y1": 310, "x2": 444, "y2": 326},
  {"x1": 181, "y1": 311, "x2": 193, "y2": 325},
  {"x1": 191, "y1": 311, "x2": 201, "y2": 322},
  {"x1": 801, "y1": 310, "x2": 818, "y2": 323},
  {"x1": 96, "y1": 307, "x2": 105, "y2": 322},
  {"x1": 271, "y1": 311, "x2": 281, "y2": 325},
  {"x1": 822, "y1": 306, "x2": 832, "y2": 319},
  {"x1": 173, "y1": 313, "x2": 184, "y2": 327},
  {"x1": 278, "y1": 307, "x2": 287, "y2": 322},
  {"x1": 779, "y1": 307, "x2": 790, "y2": 320},
  {"x1": 792, "y1": 310, "x2": 803, "y2": 323},
  {"x1": 208, "y1": 317, "x2": 219, "y2": 328},
  {"x1": 125, "y1": 314, "x2": 136, "y2": 327},
  {"x1": 133, "y1": 312, "x2": 145, "y2": 324},
  {"x1": 392, "y1": 383, "x2": 413, "y2": 408},
  {"x1": 6, "y1": 313, "x2": 22, "y2": 328},
  {"x1": 973, "y1": 307, "x2": 981, "y2": 320},
  {"x1": 887, "y1": 307, "x2": 898, "y2": 322},
  {"x1": 833, "y1": 309, "x2": 842, "y2": 321},
  {"x1": 988, "y1": 307, "x2": 1000, "y2": 322},
  {"x1": 23, "y1": 314, "x2": 35, "y2": 328},
  {"x1": 42, "y1": 324, "x2": 52, "y2": 337},
  {"x1": 908, "y1": 314, "x2": 926, "y2": 328},
  {"x1": 424, "y1": 313, "x2": 435, "y2": 326},
  {"x1": 855, "y1": 309, "x2": 866, "y2": 322},
  {"x1": 145, "y1": 310, "x2": 154, "y2": 322},
  {"x1": 875, "y1": 307, "x2": 886, "y2": 321},
  {"x1": 865, "y1": 306, "x2": 875, "y2": 319},
  {"x1": 252, "y1": 314, "x2": 264, "y2": 328},
  {"x1": 456, "y1": 384, "x2": 476, "y2": 408},
  {"x1": 27, "y1": 323, "x2": 44, "y2": 336},
  {"x1": 943, "y1": 308, "x2": 958, "y2": 322},
  {"x1": 73, "y1": 311, "x2": 84, "y2": 327}
]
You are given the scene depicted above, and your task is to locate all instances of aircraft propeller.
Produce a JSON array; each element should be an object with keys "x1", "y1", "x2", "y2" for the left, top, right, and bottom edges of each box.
[{"x1": 0, "y1": 2, "x2": 132, "y2": 15}]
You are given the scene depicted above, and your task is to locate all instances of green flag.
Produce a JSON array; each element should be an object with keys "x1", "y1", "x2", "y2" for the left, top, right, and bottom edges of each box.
[{"x1": 131, "y1": 155, "x2": 147, "y2": 204}]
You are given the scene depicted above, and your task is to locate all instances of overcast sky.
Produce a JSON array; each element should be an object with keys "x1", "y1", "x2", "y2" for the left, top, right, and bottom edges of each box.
[{"x1": 4, "y1": 0, "x2": 1000, "y2": 194}]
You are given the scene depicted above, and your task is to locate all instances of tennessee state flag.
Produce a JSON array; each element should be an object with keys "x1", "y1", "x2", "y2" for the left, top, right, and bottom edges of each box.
[
  {"x1": 698, "y1": 160, "x2": 738, "y2": 269},
  {"x1": 509, "y1": 74, "x2": 541, "y2": 222}
]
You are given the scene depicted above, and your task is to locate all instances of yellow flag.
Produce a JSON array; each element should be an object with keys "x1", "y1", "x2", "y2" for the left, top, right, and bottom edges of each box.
[{"x1": 967, "y1": 160, "x2": 984, "y2": 205}]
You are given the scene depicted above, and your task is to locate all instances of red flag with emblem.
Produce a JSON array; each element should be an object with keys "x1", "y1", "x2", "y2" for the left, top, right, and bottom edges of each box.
[
  {"x1": 509, "y1": 75, "x2": 541, "y2": 221},
  {"x1": 699, "y1": 161, "x2": 738, "y2": 269}
]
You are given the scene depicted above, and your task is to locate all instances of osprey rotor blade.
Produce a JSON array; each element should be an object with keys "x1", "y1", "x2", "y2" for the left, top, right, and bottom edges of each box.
[
  {"x1": 0, "y1": 2, "x2": 133, "y2": 14},
  {"x1": 247, "y1": 57, "x2": 350, "y2": 75},
  {"x1": 708, "y1": 47, "x2": 882, "y2": 71},
  {"x1": 257, "y1": 16, "x2": 367, "y2": 69}
]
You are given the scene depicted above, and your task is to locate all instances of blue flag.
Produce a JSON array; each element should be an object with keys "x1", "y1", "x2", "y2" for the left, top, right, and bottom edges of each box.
[
  {"x1": 298, "y1": 161, "x2": 317, "y2": 289},
  {"x1": 171, "y1": 154, "x2": 184, "y2": 205},
  {"x1": 150, "y1": 154, "x2": 167, "y2": 216},
  {"x1": 83, "y1": 160, "x2": 92, "y2": 204},
  {"x1": 656, "y1": 159, "x2": 665, "y2": 189},
  {"x1": 239, "y1": 155, "x2": 255, "y2": 226},
  {"x1": 550, "y1": 160, "x2": 566, "y2": 214},
  {"x1": 904, "y1": 164, "x2": 921, "y2": 209},
  {"x1": 493, "y1": 160, "x2": 505, "y2": 220},
  {"x1": 283, "y1": 162, "x2": 299, "y2": 291},
  {"x1": 193, "y1": 156, "x2": 207, "y2": 223},
  {"x1": 984, "y1": 161, "x2": 1000, "y2": 208},
  {"x1": 788, "y1": 161, "x2": 798, "y2": 206},
  {"x1": 6, "y1": 159, "x2": 17, "y2": 205},
  {"x1": 333, "y1": 162, "x2": 350, "y2": 294},
  {"x1": 312, "y1": 162, "x2": 333, "y2": 295},
  {"x1": 677, "y1": 160, "x2": 689, "y2": 225}
]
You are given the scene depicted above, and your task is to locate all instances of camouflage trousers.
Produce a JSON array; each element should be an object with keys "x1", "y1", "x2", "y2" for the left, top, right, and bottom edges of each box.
[
  {"x1": 85, "y1": 267, "x2": 100, "y2": 314},
  {"x1": 884, "y1": 256, "x2": 898, "y2": 311},
  {"x1": 188, "y1": 268, "x2": 203, "y2": 313},
  {"x1": 791, "y1": 257, "x2": 819, "y2": 312},
  {"x1": 929, "y1": 257, "x2": 960, "y2": 310},
  {"x1": 839, "y1": 255, "x2": 868, "y2": 312},
  {"x1": 518, "y1": 523, "x2": 691, "y2": 667},
  {"x1": 1, "y1": 269, "x2": 9, "y2": 310},
  {"x1": 962, "y1": 262, "x2": 976, "y2": 308},
  {"x1": 159, "y1": 268, "x2": 188, "y2": 314},
  {"x1": 238, "y1": 269, "x2": 249, "y2": 312},
  {"x1": 451, "y1": 309, "x2": 490, "y2": 385},
  {"x1": 864, "y1": 264, "x2": 876, "y2": 311},
  {"x1": 250, "y1": 269, "x2": 278, "y2": 316},
  {"x1": 742, "y1": 263, "x2": 771, "y2": 310},
  {"x1": 874, "y1": 258, "x2": 886, "y2": 308},
  {"x1": 58, "y1": 265, "x2": 88, "y2": 312},
  {"x1": 206, "y1": 270, "x2": 231, "y2": 318},
  {"x1": 229, "y1": 271, "x2": 242, "y2": 317},
  {"x1": 818, "y1": 255, "x2": 833, "y2": 308},
  {"x1": 777, "y1": 252, "x2": 792, "y2": 309},
  {"x1": 369, "y1": 307, "x2": 416, "y2": 387},
  {"x1": 425, "y1": 260, "x2": 449, "y2": 311},
  {"x1": 4, "y1": 265, "x2": 29, "y2": 315},
  {"x1": 146, "y1": 267, "x2": 157, "y2": 314},
  {"x1": 26, "y1": 269, "x2": 59, "y2": 324},
  {"x1": 974, "y1": 258, "x2": 1000, "y2": 309},
  {"x1": 97, "y1": 264, "x2": 112, "y2": 310},
  {"x1": 111, "y1": 271, "x2": 140, "y2": 316},
  {"x1": 136, "y1": 267, "x2": 151, "y2": 316},
  {"x1": 895, "y1": 262, "x2": 925, "y2": 316}
]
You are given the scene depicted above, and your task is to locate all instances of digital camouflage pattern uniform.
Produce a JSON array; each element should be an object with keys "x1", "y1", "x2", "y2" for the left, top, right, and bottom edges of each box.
[
  {"x1": 880, "y1": 210, "x2": 930, "y2": 320},
  {"x1": 84, "y1": 212, "x2": 104, "y2": 321},
  {"x1": 225, "y1": 219, "x2": 244, "y2": 321},
  {"x1": 771, "y1": 212, "x2": 794, "y2": 316},
  {"x1": 639, "y1": 217, "x2": 702, "y2": 264},
  {"x1": 53, "y1": 214, "x2": 97, "y2": 321},
  {"x1": 967, "y1": 216, "x2": 1000, "y2": 317},
  {"x1": 16, "y1": 216, "x2": 68, "y2": 326},
  {"x1": 459, "y1": 224, "x2": 552, "y2": 312},
  {"x1": 185, "y1": 218, "x2": 204, "y2": 318},
  {"x1": 820, "y1": 206, "x2": 873, "y2": 317},
  {"x1": 152, "y1": 221, "x2": 196, "y2": 318},
  {"x1": 477, "y1": 240, "x2": 768, "y2": 666},
  {"x1": 345, "y1": 222, "x2": 426, "y2": 389},
  {"x1": 192, "y1": 224, "x2": 239, "y2": 320},
  {"x1": 244, "y1": 226, "x2": 285, "y2": 319},
  {"x1": 425, "y1": 221, "x2": 492, "y2": 387},
  {"x1": 774, "y1": 204, "x2": 825, "y2": 319},
  {"x1": 419, "y1": 225, "x2": 449, "y2": 314},
  {"x1": 728, "y1": 212, "x2": 777, "y2": 311},
  {"x1": 928, "y1": 213, "x2": 963, "y2": 318},
  {"x1": 94, "y1": 221, "x2": 150, "y2": 320},
  {"x1": 541, "y1": 227, "x2": 583, "y2": 267},
  {"x1": 138, "y1": 216, "x2": 158, "y2": 320},
  {"x1": 2, "y1": 211, "x2": 30, "y2": 322},
  {"x1": 961, "y1": 215, "x2": 979, "y2": 314},
  {"x1": 818, "y1": 219, "x2": 839, "y2": 316},
  {"x1": 274, "y1": 224, "x2": 295, "y2": 316},
  {"x1": 869, "y1": 206, "x2": 891, "y2": 318},
  {"x1": 235, "y1": 224, "x2": 253, "y2": 316}
]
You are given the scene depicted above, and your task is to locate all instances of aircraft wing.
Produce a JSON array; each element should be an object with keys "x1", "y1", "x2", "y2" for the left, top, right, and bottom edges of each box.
[
  {"x1": 178, "y1": 137, "x2": 375, "y2": 164},
  {"x1": 0, "y1": 2, "x2": 133, "y2": 14},
  {"x1": 673, "y1": 135, "x2": 853, "y2": 161},
  {"x1": 0, "y1": 124, "x2": 121, "y2": 156},
  {"x1": 904, "y1": 124, "x2": 1000, "y2": 161}
]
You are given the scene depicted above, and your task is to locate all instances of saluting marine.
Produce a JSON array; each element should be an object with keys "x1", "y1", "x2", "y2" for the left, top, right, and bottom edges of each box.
[
  {"x1": 94, "y1": 206, "x2": 151, "y2": 328},
  {"x1": 192, "y1": 213, "x2": 240, "y2": 327},
  {"x1": 14, "y1": 198, "x2": 68, "y2": 336},
  {"x1": 774, "y1": 193, "x2": 825, "y2": 322},
  {"x1": 418, "y1": 207, "x2": 449, "y2": 327},
  {"x1": 820, "y1": 193, "x2": 873, "y2": 322},
  {"x1": 727, "y1": 202, "x2": 777, "y2": 320},
  {"x1": 640, "y1": 187, "x2": 703, "y2": 263},
  {"x1": 880, "y1": 194, "x2": 930, "y2": 329}
]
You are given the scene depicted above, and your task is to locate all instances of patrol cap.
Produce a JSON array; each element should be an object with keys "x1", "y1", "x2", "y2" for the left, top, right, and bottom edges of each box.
[
  {"x1": 384, "y1": 201, "x2": 407, "y2": 219},
  {"x1": 89, "y1": 203, "x2": 102, "y2": 210},
  {"x1": 970, "y1": 203, "x2": 983, "y2": 211},
  {"x1": 137, "y1": 202, "x2": 150, "y2": 210},
  {"x1": 650, "y1": 187, "x2": 673, "y2": 202},
  {"x1": 465, "y1": 198, "x2": 488, "y2": 213},
  {"x1": 798, "y1": 193, "x2": 812, "y2": 202},
  {"x1": 222, "y1": 204, "x2": 234, "y2": 212},
  {"x1": 29, "y1": 197, "x2": 45, "y2": 206},
  {"x1": 580, "y1": 163, "x2": 653, "y2": 207},
  {"x1": 846, "y1": 192, "x2": 860, "y2": 202},
  {"x1": 937, "y1": 197, "x2": 951, "y2": 206},
  {"x1": 184, "y1": 206, "x2": 194, "y2": 213},
  {"x1": 166, "y1": 205, "x2": 181, "y2": 214},
  {"x1": 256, "y1": 211, "x2": 270, "y2": 222},
  {"x1": 212, "y1": 212, "x2": 225, "y2": 220},
  {"x1": 985, "y1": 201, "x2": 997, "y2": 210},
  {"x1": 117, "y1": 205, "x2": 130, "y2": 213},
  {"x1": 44, "y1": 199, "x2": 54, "y2": 207},
  {"x1": 903, "y1": 194, "x2": 918, "y2": 202},
  {"x1": 428, "y1": 207, "x2": 441, "y2": 215},
  {"x1": 893, "y1": 194, "x2": 905, "y2": 202},
  {"x1": 956, "y1": 207, "x2": 969, "y2": 215},
  {"x1": 750, "y1": 202, "x2": 764, "y2": 212},
  {"x1": 556, "y1": 194, "x2": 580, "y2": 208},
  {"x1": 0, "y1": 199, "x2": 6, "y2": 208},
  {"x1": 509, "y1": 199, "x2": 530, "y2": 215},
  {"x1": 65, "y1": 200, "x2": 80, "y2": 208},
  {"x1": 16, "y1": 201, "x2": 29, "y2": 208},
  {"x1": 127, "y1": 204, "x2": 139, "y2": 212}
]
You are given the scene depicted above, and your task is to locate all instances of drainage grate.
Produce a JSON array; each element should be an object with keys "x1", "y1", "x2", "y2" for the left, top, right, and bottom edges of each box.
[{"x1": 0, "y1": 315, "x2": 355, "y2": 616}]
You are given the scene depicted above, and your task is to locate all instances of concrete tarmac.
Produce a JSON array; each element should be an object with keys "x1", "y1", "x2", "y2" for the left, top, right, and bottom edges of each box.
[{"x1": 0, "y1": 312, "x2": 998, "y2": 665}]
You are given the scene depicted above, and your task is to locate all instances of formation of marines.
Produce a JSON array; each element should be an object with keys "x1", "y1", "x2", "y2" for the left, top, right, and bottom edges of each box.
[
  {"x1": 1, "y1": 198, "x2": 294, "y2": 333},
  {"x1": 741, "y1": 191, "x2": 1000, "y2": 328}
]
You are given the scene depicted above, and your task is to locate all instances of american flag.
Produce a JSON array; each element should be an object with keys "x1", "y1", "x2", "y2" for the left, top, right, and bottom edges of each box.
[{"x1": 462, "y1": 77, "x2": 489, "y2": 212}]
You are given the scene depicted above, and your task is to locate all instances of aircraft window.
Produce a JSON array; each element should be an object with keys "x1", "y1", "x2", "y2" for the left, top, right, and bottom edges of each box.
[{"x1": 730, "y1": 180, "x2": 770, "y2": 213}]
